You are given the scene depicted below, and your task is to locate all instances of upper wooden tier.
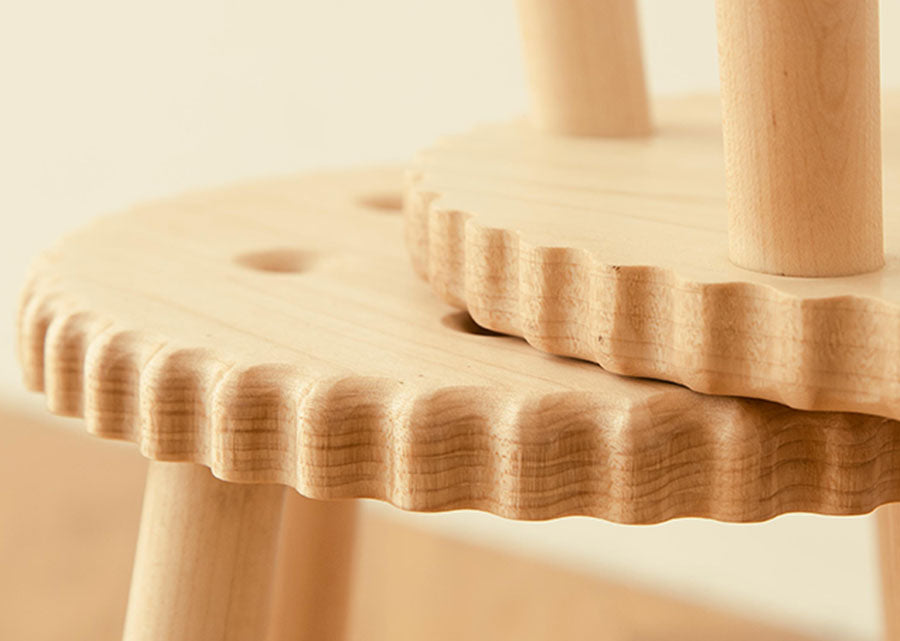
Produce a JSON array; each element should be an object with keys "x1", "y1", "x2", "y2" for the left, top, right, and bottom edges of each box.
[
  {"x1": 406, "y1": 94, "x2": 900, "y2": 422},
  {"x1": 17, "y1": 167, "x2": 900, "y2": 524}
]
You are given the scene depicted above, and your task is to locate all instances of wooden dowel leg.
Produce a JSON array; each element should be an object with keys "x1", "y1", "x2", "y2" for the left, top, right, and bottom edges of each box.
[
  {"x1": 715, "y1": 0, "x2": 883, "y2": 277},
  {"x1": 516, "y1": 0, "x2": 651, "y2": 136},
  {"x1": 123, "y1": 462, "x2": 287, "y2": 641},
  {"x1": 880, "y1": 505, "x2": 900, "y2": 641},
  {"x1": 266, "y1": 494, "x2": 359, "y2": 641}
]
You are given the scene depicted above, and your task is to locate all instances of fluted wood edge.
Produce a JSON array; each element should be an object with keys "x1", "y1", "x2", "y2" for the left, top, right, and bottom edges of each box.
[
  {"x1": 16, "y1": 167, "x2": 900, "y2": 524},
  {"x1": 403, "y1": 95, "x2": 900, "y2": 422}
]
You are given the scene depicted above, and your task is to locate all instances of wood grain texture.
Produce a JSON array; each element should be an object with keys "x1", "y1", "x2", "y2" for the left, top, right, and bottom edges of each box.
[
  {"x1": 123, "y1": 462, "x2": 286, "y2": 641},
  {"x1": 17, "y1": 166, "x2": 900, "y2": 524},
  {"x1": 405, "y1": 95, "x2": 900, "y2": 421},
  {"x1": 516, "y1": 0, "x2": 651, "y2": 136},
  {"x1": 716, "y1": 0, "x2": 882, "y2": 277}
]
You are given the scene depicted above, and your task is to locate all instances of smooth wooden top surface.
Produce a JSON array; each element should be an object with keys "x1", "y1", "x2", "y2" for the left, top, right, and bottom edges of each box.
[
  {"x1": 407, "y1": 94, "x2": 900, "y2": 421},
  {"x1": 17, "y1": 167, "x2": 900, "y2": 523}
]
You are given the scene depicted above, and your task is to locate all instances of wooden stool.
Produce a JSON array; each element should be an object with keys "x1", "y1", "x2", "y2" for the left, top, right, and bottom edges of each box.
[{"x1": 16, "y1": 1, "x2": 900, "y2": 638}]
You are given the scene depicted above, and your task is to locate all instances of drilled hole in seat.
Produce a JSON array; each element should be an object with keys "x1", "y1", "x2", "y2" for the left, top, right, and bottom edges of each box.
[
  {"x1": 441, "y1": 311, "x2": 504, "y2": 337},
  {"x1": 234, "y1": 248, "x2": 318, "y2": 274},
  {"x1": 357, "y1": 192, "x2": 403, "y2": 213}
]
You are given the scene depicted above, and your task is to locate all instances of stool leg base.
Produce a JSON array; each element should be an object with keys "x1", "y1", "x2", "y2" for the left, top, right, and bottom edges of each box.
[{"x1": 122, "y1": 462, "x2": 287, "y2": 641}]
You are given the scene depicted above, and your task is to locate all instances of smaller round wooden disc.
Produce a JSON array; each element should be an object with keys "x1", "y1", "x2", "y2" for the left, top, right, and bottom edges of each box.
[{"x1": 406, "y1": 95, "x2": 900, "y2": 421}]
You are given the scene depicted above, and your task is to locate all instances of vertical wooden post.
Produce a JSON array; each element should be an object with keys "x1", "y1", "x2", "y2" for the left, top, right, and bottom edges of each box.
[
  {"x1": 266, "y1": 494, "x2": 359, "y2": 640},
  {"x1": 516, "y1": 0, "x2": 651, "y2": 136},
  {"x1": 717, "y1": 1, "x2": 888, "y2": 635},
  {"x1": 716, "y1": 0, "x2": 883, "y2": 277},
  {"x1": 880, "y1": 506, "x2": 900, "y2": 641},
  {"x1": 123, "y1": 462, "x2": 287, "y2": 641}
]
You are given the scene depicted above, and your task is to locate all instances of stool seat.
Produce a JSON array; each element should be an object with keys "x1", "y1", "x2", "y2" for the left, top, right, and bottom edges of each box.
[{"x1": 18, "y1": 166, "x2": 900, "y2": 524}]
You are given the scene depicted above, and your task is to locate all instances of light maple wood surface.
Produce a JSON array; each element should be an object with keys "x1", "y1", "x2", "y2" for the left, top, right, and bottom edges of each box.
[
  {"x1": 406, "y1": 94, "x2": 900, "y2": 421},
  {"x1": 0, "y1": 406, "x2": 827, "y2": 641},
  {"x1": 716, "y1": 0, "x2": 882, "y2": 277},
  {"x1": 515, "y1": 0, "x2": 650, "y2": 136},
  {"x1": 122, "y1": 461, "x2": 286, "y2": 641},
  {"x1": 17, "y1": 166, "x2": 900, "y2": 524}
]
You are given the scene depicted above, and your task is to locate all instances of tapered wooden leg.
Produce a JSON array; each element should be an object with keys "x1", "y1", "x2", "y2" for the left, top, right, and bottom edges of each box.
[
  {"x1": 880, "y1": 505, "x2": 900, "y2": 641},
  {"x1": 123, "y1": 462, "x2": 287, "y2": 641},
  {"x1": 266, "y1": 493, "x2": 359, "y2": 641}
]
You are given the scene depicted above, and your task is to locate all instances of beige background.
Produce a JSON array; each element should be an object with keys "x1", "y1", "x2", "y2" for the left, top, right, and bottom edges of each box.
[{"x1": 3, "y1": 1, "x2": 898, "y2": 638}]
